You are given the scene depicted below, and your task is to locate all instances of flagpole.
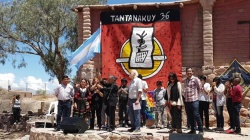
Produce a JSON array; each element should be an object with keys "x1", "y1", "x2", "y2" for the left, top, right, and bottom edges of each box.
[{"x1": 99, "y1": 23, "x2": 102, "y2": 74}]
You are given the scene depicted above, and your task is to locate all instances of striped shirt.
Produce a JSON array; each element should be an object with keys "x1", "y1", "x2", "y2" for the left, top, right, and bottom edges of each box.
[
  {"x1": 183, "y1": 76, "x2": 202, "y2": 102},
  {"x1": 13, "y1": 99, "x2": 21, "y2": 108}
]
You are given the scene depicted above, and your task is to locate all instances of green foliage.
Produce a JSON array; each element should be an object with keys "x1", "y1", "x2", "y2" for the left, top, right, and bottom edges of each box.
[
  {"x1": 0, "y1": 0, "x2": 106, "y2": 82},
  {"x1": 36, "y1": 89, "x2": 46, "y2": 95}
]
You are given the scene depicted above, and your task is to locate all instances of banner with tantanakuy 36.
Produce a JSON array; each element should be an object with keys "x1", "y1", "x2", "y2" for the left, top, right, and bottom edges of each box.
[{"x1": 100, "y1": 9, "x2": 181, "y2": 90}]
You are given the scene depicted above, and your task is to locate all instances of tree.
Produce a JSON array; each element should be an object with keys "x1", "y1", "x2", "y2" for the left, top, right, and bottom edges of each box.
[
  {"x1": 36, "y1": 89, "x2": 46, "y2": 96},
  {"x1": 0, "y1": 0, "x2": 106, "y2": 83}
]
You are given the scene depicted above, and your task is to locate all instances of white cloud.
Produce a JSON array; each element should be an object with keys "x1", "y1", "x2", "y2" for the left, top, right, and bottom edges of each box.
[
  {"x1": 0, "y1": 73, "x2": 59, "y2": 93},
  {"x1": 19, "y1": 76, "x2": 45, "y2": 91},
  {"x1": 0, "y1": 73, "x2": 15, "y2": 89}
]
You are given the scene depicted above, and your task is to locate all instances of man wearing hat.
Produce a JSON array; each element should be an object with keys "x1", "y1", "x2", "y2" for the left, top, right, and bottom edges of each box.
[{"x1": 118, "y1": 78, "x2": 129, "y2": 127}]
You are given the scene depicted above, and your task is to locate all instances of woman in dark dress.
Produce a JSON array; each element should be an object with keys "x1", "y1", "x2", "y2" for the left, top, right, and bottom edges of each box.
[
  {"x1": 96, "y1": 75, "x2": 118, "y2": 132},
  {"x1": 73, "y1": 79, "x2": 91, "y2": 118},
  {"x1": 89, "y1": 77, "x2": 103, "y2": 130},
  {"x1": 166, "y1": 72, "x2": 184, "y2": 133}
]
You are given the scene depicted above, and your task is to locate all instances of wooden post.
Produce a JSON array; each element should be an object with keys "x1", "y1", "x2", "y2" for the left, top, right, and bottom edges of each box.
[{"x1": 41, "y1": 102, "x2": 45, "y2": 113}]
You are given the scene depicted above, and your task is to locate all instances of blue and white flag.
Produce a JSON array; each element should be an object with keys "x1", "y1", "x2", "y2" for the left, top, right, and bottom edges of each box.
[{"x1": 68, "y1": 28, "x2": 101, "y2": 69}]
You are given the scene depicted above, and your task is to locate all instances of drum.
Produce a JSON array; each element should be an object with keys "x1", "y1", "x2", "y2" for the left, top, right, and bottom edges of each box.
[{"x1": 146, "y1": 119, "x2": 155, "y2": 127}]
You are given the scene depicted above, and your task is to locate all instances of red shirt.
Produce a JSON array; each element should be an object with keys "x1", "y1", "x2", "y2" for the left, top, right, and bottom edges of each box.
[{"x1": 231, "y1": 85, "x2": 242, "y2": 103}]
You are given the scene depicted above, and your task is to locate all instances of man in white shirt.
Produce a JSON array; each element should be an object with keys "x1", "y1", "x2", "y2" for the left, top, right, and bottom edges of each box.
[
  {"x1": 128, "y1": 70, "x2": 143, "y2": 132},
  {"x1": 138, "y1": 74, "x2": 148, "y2": 127},
  {"x1": 55, "y1": 75, "x2": 74, "y2": 131}
]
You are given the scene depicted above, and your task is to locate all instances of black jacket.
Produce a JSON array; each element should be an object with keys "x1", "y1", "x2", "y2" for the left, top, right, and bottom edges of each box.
[{"x1": 101, "y1": 81, "x2": 118, "y2": 106}]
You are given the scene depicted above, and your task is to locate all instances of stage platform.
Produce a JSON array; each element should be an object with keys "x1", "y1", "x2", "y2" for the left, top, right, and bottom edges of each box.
[{"x1": 29, "y1": 126, "x2": 250, "y2": 140}]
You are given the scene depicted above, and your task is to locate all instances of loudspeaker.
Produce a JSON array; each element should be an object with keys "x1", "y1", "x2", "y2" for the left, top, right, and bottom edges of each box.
[
  {"x1": 169, "y1": 133, "x2": 203, "y2": 140},
  {"x1": 60, "y1": 117, "x2": 88, "y2": 134}
]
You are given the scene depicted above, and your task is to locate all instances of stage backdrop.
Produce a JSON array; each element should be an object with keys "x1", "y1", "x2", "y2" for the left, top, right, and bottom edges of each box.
[{"x1": 100, "y1": 9, "x2": 181, "y2": 90}]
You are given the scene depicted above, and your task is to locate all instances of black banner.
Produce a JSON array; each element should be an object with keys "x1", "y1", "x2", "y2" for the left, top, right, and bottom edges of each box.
[{"x1": 100, "y1": 9, "x2": 180, "y2": 24}]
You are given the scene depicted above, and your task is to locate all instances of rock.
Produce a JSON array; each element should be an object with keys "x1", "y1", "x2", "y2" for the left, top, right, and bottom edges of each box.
[
  {"x1": 214, "y1": 67, "x2": 226, "y2": 75},
  {"x1": 245, "y1": 119, "x2": 250, "y2": 123},
  {"x1": 242, "y1": 97, "x2": 250, "y2": 109},
  {"x1": 240, "y1": 111, "x2": 248, "y2": 117},
  {"x1": 240, "y1": 123, "x2": 245, "y2": 127},
  {"x1": 2, "y1": 110, "x2": 8, "y2": 113},
  {"x1": 163, "y1": 136, "x2": 169, "y2": 140},
  {"x1": 202, "y1": 69, "x2": 213, "y2": 75},
  {"x1": 209, "y1": 116, "x2": 216, "y2": 127},
  {"x1": 240, "y1": 108, "x2": 248, "y2": 112},
  {"x1": 244, "y1": 66, "x2": 250, "y2": 72},
  {"x1": 240, "y1": 108, "x2": 248, "y2": 117},
  {"x1": 207, "y1": 74, "x2": 216, "y2": 83},
  {"x1": 30, "y1": 128, "x2": 105, "y2": 140},
  {"x1": 240, "y1": 116, "x2": 247, "y2": 123},
  {"x1": 104, "y1": 134, "x2": 130, "y2": 140},
  {"x1": 28, "y1": 111, "x2": 34, "y2": 116},
  {"x1": 20, "y1": 135, "x2": 30, "y2": 140},
  {"x1": 244, "y1": 123, "x2": 250, "y2": 127},
  {"x1": 223, "y1": 111, "x2": 229, "y2": 126},
  {"x1": 209, "y1": 108, "x2": 215, "y2": 115},
  {"x1": 246, "y1": 91, "x2": 250, "y2": 98}
]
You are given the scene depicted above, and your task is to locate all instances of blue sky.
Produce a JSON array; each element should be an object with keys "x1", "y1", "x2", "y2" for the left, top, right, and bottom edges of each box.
[{"x1": 0, "y1": 0, "x2": 176, "y2": 93}]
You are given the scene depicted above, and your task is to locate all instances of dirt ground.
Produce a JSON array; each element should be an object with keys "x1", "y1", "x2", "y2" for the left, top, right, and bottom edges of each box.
[
  {"x1": 0, "y1": 129, "x2": 27, "y2": 140},
  {"x1": 0, "y1": 90, "x2": 56, "y2": 140}
]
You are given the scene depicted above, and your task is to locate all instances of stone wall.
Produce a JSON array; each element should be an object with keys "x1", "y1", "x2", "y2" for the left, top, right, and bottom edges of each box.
[
  {"x1": 181, "y1": 3, "x2": 203, "y2": 67},
  {"x1": 213, "y1": 0, "x2": 250, "y2": 66},
  {"x1": 76, "y1": 7, "x2": 96, "y2": 82},
  {"x1": 29, "y1": 128, "x2": 215, "y2": 140}
]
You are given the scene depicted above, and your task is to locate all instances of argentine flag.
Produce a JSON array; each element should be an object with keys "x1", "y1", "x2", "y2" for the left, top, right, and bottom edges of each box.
[{"x1": 68, "y1": 28, "x2": 101, "y2": 69}]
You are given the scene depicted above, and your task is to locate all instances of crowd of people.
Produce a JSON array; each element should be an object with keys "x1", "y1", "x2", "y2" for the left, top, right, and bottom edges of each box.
[{"x1": 54, "y1": 67, "x2": 243, "y2": 135}]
